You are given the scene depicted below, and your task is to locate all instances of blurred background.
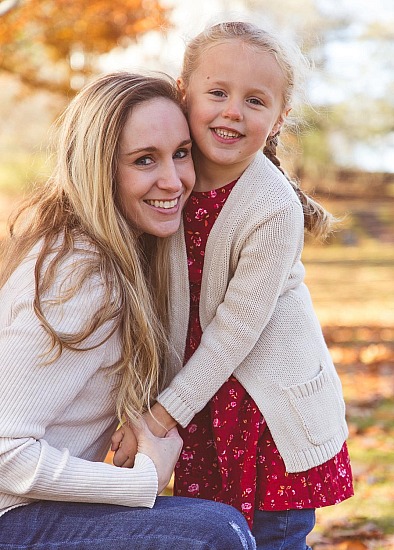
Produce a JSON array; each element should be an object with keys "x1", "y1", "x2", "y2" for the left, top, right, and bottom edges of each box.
[{"x1": 0, "y1": 1, "x2": 393, "y2": 548}]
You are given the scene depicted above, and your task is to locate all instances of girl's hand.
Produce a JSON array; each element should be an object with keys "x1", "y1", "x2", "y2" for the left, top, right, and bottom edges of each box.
[
  {"x1": 132, "y1": 418, "x2": 183, "y2": 494},
  {"x1": 143, "y1": 402, "x2": 177, "y2": 437},
  {"x1": 111, "y1": 424, "x2": 137, "y2": 468}
]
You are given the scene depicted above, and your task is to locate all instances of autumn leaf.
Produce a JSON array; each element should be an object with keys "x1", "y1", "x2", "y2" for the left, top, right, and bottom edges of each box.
[{"x1": 0, "y1": 0, "x2": 172, "y2": 95}]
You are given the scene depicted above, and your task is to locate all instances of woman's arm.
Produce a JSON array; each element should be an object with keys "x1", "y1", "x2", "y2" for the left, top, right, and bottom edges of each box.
[{"x1": 0, "y1": 253, "x2": 177, "y2": 508}]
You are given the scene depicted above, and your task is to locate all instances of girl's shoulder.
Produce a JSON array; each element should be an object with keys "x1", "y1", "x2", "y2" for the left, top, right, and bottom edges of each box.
[
  {"x1": 227, "y1": 153, "x2": 303, "y2": 225},
  {"x1": 242, "y1": 152, "x2": 299, "y2": 203}
]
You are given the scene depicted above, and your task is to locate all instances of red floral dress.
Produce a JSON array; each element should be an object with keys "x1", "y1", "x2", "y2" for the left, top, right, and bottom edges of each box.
[{"x1": 173, "y1": 181, "x2": 354, "y2": 528}]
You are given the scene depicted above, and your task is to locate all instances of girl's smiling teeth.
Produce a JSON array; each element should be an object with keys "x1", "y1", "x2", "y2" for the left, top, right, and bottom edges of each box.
[
  {"x1": 213, "y1": 128, "x2": 243, "y2": 139},
  {"x1": 145, "y1": 197, "x2": 179, "y2": 209}
]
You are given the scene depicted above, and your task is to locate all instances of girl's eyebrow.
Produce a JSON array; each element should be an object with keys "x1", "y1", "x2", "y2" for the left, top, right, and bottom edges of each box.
[
  {"x1": 244, "y1": 86, "x2": 275, "y2": 101},
  {"x1": 125, "y1": 138, "x2": 192, "y2": 157},
  {"x1": 249, "y1": 87, "x2": 273, "y2": 98}
]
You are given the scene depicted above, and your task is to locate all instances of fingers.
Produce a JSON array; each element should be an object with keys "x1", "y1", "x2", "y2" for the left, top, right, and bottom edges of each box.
[
  {"x1": 111, "y1": 426, "x2": 125, "y2": 451},
  {"x1": 112, "y1": 422, "x2": 138, "y2": 468},
  {"x1": 113, "y1": 447, "x2": 135, "y2": 468},
  {"x1": 118, "y1": 454, "x2": 135, "y2": 468}
]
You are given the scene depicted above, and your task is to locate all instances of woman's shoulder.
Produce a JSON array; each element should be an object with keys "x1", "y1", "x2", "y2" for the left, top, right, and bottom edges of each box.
[
  {"x1": 0, "y1": 234, "x2": 115, "y2": 345},
  {"x1": 20, "y1": 233, "x2": 99, "y2": 264},
  {"x1": 3, "y1": 233, "x2": 105, "y2": 306}
]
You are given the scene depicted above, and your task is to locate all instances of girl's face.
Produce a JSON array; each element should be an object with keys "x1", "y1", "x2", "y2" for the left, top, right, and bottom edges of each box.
[
  {"x1": 116, "y1": 97, "x2": 195, "y2": 237},
  {"x1": 182, "y1": 39, "x2": 287, "y2": 185}
]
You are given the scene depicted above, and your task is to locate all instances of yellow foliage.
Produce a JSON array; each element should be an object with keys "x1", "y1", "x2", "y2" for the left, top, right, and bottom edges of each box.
[{"x1": 0, "y1": 0, "x2": 171, "y2": 94}]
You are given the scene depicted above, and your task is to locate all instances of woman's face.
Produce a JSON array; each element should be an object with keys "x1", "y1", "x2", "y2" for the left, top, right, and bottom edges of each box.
[{"x1": 116, "y1": 97, "x2": 195, "y2": 237}]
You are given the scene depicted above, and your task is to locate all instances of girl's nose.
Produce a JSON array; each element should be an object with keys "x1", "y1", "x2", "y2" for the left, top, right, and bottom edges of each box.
[{"x1": 222, "y1": 100, "x2": 243, "y2": 121}]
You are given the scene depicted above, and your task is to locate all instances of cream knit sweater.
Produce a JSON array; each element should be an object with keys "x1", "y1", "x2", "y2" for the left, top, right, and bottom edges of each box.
[
  {"x1": 158, "y1": 152, "x2": 349, "y2": 473},
  {"x1": 0, "y1": 241, "x2": 158, "y2": 518}
]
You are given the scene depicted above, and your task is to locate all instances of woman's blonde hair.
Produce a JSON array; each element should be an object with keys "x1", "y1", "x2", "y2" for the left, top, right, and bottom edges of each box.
[
  {"x1": 0, "y1": 72, "x2": 185, "y2": 422},
  {"x1": 181, "y1": 21, "x2": 335, "y2": 239}
]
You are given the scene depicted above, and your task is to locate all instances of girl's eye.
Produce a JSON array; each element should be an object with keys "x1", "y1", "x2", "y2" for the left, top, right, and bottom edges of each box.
[
  {"x1": 134, "y1": 156, "x2": 154, "y2": 166},
  {"x1": 248, "y1": 97, "x2": 264, "y2": 106},
  {"x1": 209, "y1": 90, "x2": 226, "y2": 98},
  {"x1": 174, "y1": 148, "x2": 190, "y2": 160}
]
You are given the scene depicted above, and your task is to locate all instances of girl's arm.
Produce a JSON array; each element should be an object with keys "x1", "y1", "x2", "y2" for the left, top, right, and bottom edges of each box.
[{"x1": 158, "y1": 201, "x2": 305, "y2": 427}]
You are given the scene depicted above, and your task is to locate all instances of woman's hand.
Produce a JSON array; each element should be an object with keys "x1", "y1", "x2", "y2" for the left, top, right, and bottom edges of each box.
[{"x1": 132, "y1": 418, "x2": 183, "y2": 494}]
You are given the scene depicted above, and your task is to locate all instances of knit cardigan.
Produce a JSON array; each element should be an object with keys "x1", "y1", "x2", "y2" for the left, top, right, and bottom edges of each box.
[
  {"x1": 0, "y1": 241, "x2": 158, "y2": 518},
  {"x1": 158, "y1": 152, "x2": 349, "y2": 473}
]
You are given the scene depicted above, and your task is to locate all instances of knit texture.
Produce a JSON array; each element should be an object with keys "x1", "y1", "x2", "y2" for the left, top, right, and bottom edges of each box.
[
  {"x1": 158, "y1": 152, "x2": 349, "y2": 473},
  {"x1": 0, "y1": 240, "x2": 158, "y2": 517}
]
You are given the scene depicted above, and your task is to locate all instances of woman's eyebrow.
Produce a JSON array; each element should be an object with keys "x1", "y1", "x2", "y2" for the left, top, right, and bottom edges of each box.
[{"x1": 126, "y1": 139, "x2": 192, "y2": 157}]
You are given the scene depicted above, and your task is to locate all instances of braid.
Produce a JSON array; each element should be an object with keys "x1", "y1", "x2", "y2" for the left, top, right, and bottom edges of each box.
[
  {"x1": 263, "y1": 132, "x2": 335, "y2": 239},
  {"x1": 263, "y1": 133, "x2": 284, "y2": 175}
]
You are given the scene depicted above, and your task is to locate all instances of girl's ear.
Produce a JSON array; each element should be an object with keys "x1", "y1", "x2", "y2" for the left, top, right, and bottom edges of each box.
[{"x1": 269, "y1": 107, "x2": 291, "y2": 137}]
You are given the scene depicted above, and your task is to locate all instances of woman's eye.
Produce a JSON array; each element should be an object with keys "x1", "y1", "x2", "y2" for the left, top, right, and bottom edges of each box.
[
  {"x1": 174, "y1": 148, "x2": 190, "y2": 159},
  {"x1": 134, "y1": 156, "x2": 154, "y2": 166},
  {"x1": 248, "y1": 97, "x2": 264, "y2": 106}
]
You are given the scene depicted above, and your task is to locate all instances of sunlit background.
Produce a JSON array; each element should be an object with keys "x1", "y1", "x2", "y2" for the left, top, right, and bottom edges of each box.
[
  {"x1": 100, "y1": 0, "x2": 394, "y2": 173},
  {"x1": 0, "y1": 1, "x2": 393, "y2": 548}
]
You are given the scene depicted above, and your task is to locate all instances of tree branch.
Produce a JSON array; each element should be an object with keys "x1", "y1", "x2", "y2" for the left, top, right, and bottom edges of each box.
[{"x1": 0, "y1": 0, "x2": 21, "y2": 17}]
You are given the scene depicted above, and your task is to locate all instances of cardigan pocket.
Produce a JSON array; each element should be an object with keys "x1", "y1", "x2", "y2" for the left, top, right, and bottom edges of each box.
[{"x1": 283, "y1": 363, "x2": 345, "y2": 446}]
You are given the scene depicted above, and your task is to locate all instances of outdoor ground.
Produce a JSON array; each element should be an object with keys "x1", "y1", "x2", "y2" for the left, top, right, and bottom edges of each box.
[
  {"x1": 293, "y1": 194, "x2": 393, "y2": 549},
  {"x1": 1, "y1": 190, "x2": 393, "y2": 549}
]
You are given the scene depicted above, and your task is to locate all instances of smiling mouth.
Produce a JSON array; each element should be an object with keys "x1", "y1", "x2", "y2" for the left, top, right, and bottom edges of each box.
[
  {"x1": 144, "y1": 198, "x2": 179, "y2": 209},
  {"x1": 213, "y1": 128, "x2": 243, "y2": 139}
]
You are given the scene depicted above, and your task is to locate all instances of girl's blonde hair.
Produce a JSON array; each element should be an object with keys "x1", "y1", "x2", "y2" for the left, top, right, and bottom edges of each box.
[
  {"x1": 0, "y1": 72, "x2": 185, "y2": 422},
  {"x1": 181, "y1": 21, "x2": 335, "y2": 239}
]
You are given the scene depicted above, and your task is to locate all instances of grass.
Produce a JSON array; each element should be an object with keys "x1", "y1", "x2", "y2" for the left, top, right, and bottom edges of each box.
[
  {"x1": 302, "y1": 233, "x2": 394, "y2": 548},
  {"x1": 311, "y1": 383, "x2": 394, "y2": 546},
  {"x1": 302, "y1": 241, "x2": 394, "y2": 327}
]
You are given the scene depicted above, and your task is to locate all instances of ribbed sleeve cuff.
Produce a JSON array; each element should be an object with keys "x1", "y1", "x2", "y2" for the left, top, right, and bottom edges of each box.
[
  {"x1": 157, "y1": 388, "x2": 195, "y2": 428},
  {"x1": 128, "y1": 453, "x2": 158, "y2": 508},
  {"x1": 0, "y1": 450, "x2": 159, "y2": 514}
]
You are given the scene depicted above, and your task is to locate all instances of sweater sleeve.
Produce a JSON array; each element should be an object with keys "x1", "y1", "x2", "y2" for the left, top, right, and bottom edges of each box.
[
  {"x1": 0, "y1": 252, "x2": 158, "y2": 509},
  {"x1": 0, "y1": 438, "x2": 158, "y2": 509},
  {"x1": 158, "y1": 201, "x2": 305, "y2": 426}
]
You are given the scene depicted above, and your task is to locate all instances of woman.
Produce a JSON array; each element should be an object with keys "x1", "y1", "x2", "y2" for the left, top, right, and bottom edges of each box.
[{"x1": 0, "y1": 72, "x2": 255, "y2": 550}]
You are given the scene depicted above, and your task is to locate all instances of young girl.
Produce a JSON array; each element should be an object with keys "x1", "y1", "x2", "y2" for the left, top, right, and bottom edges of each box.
[{"x1": 114, "y1": 21, "x2": 353, "y2": 550}]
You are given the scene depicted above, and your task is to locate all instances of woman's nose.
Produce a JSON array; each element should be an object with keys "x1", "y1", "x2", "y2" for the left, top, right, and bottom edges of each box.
[{"x1": 156, "y1": 161, "x2": 183, "y2": 192}]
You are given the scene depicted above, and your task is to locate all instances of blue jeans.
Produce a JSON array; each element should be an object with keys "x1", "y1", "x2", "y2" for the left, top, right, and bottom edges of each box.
[
  {"x1": 252, "y1": 509, "x2": 315, "y2": 550},
  {"x1": 0, "y1": 496, "x2": 256, "y2": 550}
]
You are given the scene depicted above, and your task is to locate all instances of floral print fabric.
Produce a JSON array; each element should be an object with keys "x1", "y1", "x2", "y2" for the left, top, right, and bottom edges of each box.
[{"x1": 174, "y1": 181, "x2": 354, "y2": 528}]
